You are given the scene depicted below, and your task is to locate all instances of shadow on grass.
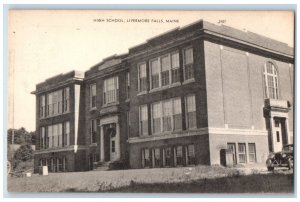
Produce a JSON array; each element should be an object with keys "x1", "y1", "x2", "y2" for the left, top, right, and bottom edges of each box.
[{"x1": 64, "y1": 173, "x2": 293, "y2": 193}]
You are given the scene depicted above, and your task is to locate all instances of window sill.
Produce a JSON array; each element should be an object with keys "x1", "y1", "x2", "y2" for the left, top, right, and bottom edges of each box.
[
  {"x1": 102, "y1": 102, "x2": 119, "y2": 108},
  {"x1": 40, "y1": 111, "x2": 71, "y2": 120},
  {"x1": 182, "y1": 78, "x2": 195, "y2": 85},
  {"x1": 90, "y1": 108, "x2": 97, "y2": 112},
  {"x1": 149, "y1": 86, "x2": 168, "y2": 93},
  {"x1": 137, "y1": 91, "x2": 148, "y2": 96},
  {"x1": 169, "y1": 82, "x2": 181, "y2": 88},
  {"x1": 125, "y1": 98, "x2": 130, "y2": 102},
  {"x1": 90, "y1": 143, "x2": 97, "y2": 147}
]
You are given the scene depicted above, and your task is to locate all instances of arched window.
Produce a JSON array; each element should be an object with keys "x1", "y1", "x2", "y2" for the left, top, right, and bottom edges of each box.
[{"x1": 263, "y1": 62, "x2": 279, "y2": 99}]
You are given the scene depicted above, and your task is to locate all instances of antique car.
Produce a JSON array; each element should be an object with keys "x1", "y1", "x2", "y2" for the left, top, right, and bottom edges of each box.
[{"x1": 266, "y1": 144, "x2": 294, "y2": 171}]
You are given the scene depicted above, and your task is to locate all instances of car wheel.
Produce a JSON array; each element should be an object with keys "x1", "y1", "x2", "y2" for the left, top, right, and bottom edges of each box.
[
  {"x1": 288, "y1": 159, "x2": 293, "y2": 170},
  {"x1": 266, "y1": 159, "x2": 274, "y2": 171}
]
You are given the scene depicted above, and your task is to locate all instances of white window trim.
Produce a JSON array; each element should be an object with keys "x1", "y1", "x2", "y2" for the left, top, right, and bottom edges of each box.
[
  {"x1": 149, "y1": 58, "x2": 161, "y2": 90},
  {"x1": 185, "y1": 94, "x2": 197, "y2": 130},
  {"x1": 89, "y1": 83, "x2": 96, "y2": 110},
  {"x1": 103, "y1": 76, "x2": 119, "y2": 105},
  {"x1": 139, "y1": 105, "x2": 148, "y2": 136},
  {"x1": 160, "y1": 53, "x2": 172, "y2": 87},
  {"x1": 138, "y1": 62, "x2": 147, "y2": 93},
  {"x1": 151, "y1": 101, "x2": 163, "y2": 135},
  {"x1": 182, "y1": 46, "x2": 194, "y2": 82},
  {"x1": 263, "y1": 62, "x2": 279, "y2": 100}
]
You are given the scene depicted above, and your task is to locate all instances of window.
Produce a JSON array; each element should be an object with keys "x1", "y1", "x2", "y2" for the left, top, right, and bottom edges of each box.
[
  {"x1": 53, "y1": 90, "x2": 63, "y2": 115},
  {"x1": 173, "y1": 98, "x2": 182, "y2": 131},
  {"x1": 163, "y1": 147, "x2": 172, "y2": 167},
  {"x1": 183, "y1": 47, "x2": 194, "y2": 81},
  {"x1": 174, "y1": 146, "x2": 183, "y2": 166},
  {"x1": 263, "y1": 62, "x2": 279, "y2": 99},
  {"x1": 161, "y1": 55, "x2": 170, "y2": 86},
  {"x1": 150, "y1": 98, "x2": 182, "y2": 134},
  {"x1": 152, "y1": 102, "x2": 162, "y2": 134},
  {"x1": 40, "y1": 127, "x2": 45, "y2": 149},
  {"x1": 64, "y1": 122, "x2": 70, "y2": 146},
  {"x1": 48, "y1": 125, "x2": 53, "y2": 148},
  {"x1": 162, "y1": 100, "x2": 172, "y2": 132},
  {"x1": 47, "y1": 159, "x2": 51, "y2": 172},
  {"x1": 138, "y1": 63, "x2": 147, "y2": 92},
  {"x1": 248, "y1": 143, "x2": 256, "y2": 163},
  {"x1": 275, "y1": 120, "x2": 280, "y2": 127},
  {"x1": 127, "y1": 111, "x2": 130, "y2": 139},
  {"x1": 238, "y1": 143, "x2": 246, "y2": 163},
  {"x1": 63, "y1": 157, "x2": 67, "y2": 172},
  {"x1": 57, "y1": 158, "x2": 63, "y2": 172},
  {"x1": 47, "y1": 93, "x2": 53, "y2": 116},
  {"x1": 46, "y1": 90, "x2": 63, "y2": 116},
  {"x1": 227, "y1": 143, "x2": 237, "y2": 164},
  {"x1": 276, "y1": 131, "x2": 280, "y2": 142},
  {"x1": 186, "y1": 144, "x2": 196, "y2": 165},
  {"x1": 90, "y1": 84, "x2": 96, "y2": 109},
  {"x1": 104, "y1": 76, "x2": 119, "y2": 104},
  {"x1": 39, "y1": 95, "x2": 45, "y2": 118},
  {"x1": 51, "y1": 158, "x2": 56, "y2": 172},
  {"x1": 139, "y1": 105, "x2": 148, "y2": 136},
  {"x1": 186, "y1": 95, "x2": 196, "y2": 129},
  {"x1": 111, "y1": 140, "x2": 115, "y2": 153},
  {"x1": 63, "y1": 87, "x2": 70, "y2": 112},
  {"x1": 126, "y1": 72, "x2": 130, "y2": 99},
  {"x1": 39, "y1": 158, "x2": 47, "y2": 166},
  {"x1": 150, "y1": 59, "x2": 160, "y2": 89},
  {"x1": 48, "y1": 124, "x2": 63, "y2": 148},
  {"x1": 171, "y1": 52, "x2": 180, "y2": 83},
  {"x1": 142, "y1": 148, "x2": 152, "y2": 168},
  {"x1": 153, "y1": 148, "x2": 161, "y2": 167},
  {"x1": 90, "y1": 119, "x2": 97, "y2": 144}
]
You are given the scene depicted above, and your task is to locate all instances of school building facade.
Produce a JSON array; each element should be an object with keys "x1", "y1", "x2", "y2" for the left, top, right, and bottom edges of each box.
[{"x1": 32, "y1": 20, "x2": 294, "y2": 172}]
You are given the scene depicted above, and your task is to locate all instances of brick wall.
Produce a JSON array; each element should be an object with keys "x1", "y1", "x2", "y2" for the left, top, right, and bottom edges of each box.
[
  {"x1": 129, "y1": 134, "x2": 210, "y2": 169},
  {"x1": 204, "y1": 40, "x2": 294, "y2": 131}
]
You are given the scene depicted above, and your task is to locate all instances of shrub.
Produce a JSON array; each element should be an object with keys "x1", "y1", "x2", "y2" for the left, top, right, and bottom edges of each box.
[{"x1": 14, "y1": 144, "x2": 34, "y2": 162}]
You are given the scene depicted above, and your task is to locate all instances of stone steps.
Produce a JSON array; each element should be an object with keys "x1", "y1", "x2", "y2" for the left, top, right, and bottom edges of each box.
[{"x1": 93, "y1": 161, "x2": 110, "y2": 171}]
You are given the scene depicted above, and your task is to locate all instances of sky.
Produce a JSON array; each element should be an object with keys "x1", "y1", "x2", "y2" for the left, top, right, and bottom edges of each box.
[{"x1": 8, "y1": 10, "x2": 294, "y2": 132}]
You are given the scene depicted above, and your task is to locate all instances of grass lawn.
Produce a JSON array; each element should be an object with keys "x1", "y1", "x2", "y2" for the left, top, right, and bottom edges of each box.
[
  {"x1": 110, "y1": 173, "x2": 293, "y2": 193},
  {"x1": 7, "y1": 165, "x2": 293, "y2": 193}
]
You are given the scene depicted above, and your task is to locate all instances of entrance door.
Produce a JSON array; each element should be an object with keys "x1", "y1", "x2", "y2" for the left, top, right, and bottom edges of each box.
[
  {"x1": 273, "y1": 118, "x2": 288, "y2": 152},
  {"x1": 103, "y1": 123, "x2": 116, "y2": 162}
]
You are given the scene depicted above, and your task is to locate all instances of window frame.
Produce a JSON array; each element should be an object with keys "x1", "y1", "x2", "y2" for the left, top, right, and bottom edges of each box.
[
  {"x1": 138, "y1": 62, "x2": 147, "y2": 93},
  {"x1": 170, "y1": 51, "x2": 180, "y2": 84},
  {"x1": 63, "y1": 87, "x2": 70, "y2": 113},
  {"x1": 186, "y1": 144, "x2": 196, "y2": 165},
  {"x1": 185, "y1": 94, "x2": 197, "y2": 129},
  {"x1": 263, "y1": 62, "x2": 279, "y2": 100},
  {"x1": 139, "y1": 105, "x2": 149, "y2": 136},
  {"x1": 126, "y1": 72, "x2": 130, "y2": 100},
  {"x1": 238, "y1": 143, "x2": 247, "y2": 164},
  {"x1": 151, "y1": 101, "x2": 163, "y2": 135},
  {"x1": 160, "y1": 53, "x2": 171, "y2": 87},
  {"x1": 149, "y1": 58, "x2": 161, "y2": 90},
  {"x1": 103, "y1": 76, "x2": 119, "y2": 105},
  {"x1": 183, "y1": 46, "x2": 194, "y2": 81},
  {"x1": 89, "y1": 83, "x2": 97, "y2": 109},
  {"x1": 90, "y1": 119, "x2": 97, "y2": 144},
  {"x1": 64, "y1": 121, "x2": 70, "y2": 146},
  {"x1": 248, "y1": 143, "x2": 256, "y2": 163},
  {"x1": 39, "y1": 95, "x2": 45, "y2": 118}
]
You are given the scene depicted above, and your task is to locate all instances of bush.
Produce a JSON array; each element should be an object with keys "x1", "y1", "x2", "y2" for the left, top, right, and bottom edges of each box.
[{"x1": 14, "y1": 144, "x2": 34, "y2": 162}]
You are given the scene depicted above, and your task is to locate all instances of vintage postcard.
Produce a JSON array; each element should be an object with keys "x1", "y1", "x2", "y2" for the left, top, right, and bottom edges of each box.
[{"x1": 7, "y1": 10, "x2": 294, "y2": 194}]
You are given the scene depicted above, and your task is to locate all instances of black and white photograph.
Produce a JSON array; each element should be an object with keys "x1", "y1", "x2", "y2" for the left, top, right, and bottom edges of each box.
[{"x1": 6, "y1": 9, "x2": 295, "y2": 194}]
